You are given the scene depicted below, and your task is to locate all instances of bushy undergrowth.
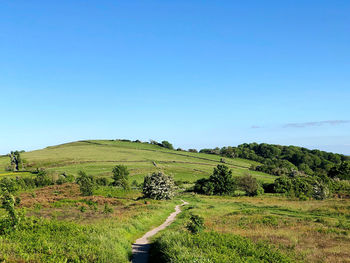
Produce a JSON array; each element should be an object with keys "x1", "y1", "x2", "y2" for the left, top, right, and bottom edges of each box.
[{"x1": 150, "y1": 231, "x2": 292, "y2": 263}]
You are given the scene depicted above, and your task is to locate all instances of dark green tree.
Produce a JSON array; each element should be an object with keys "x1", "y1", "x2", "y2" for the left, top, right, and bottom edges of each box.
[
  {"x1": 161, "y1": 141, "x2": 174, "y2": 150},
  {"x1": 194, "y1": 165, "x2": 236, "y2": 195},
  {"x1": 76, "y1": 171, "x2": 94, "y2": 196},
  {"x1": 112, "y1": 165, "x2": 130, "y2": 190}
]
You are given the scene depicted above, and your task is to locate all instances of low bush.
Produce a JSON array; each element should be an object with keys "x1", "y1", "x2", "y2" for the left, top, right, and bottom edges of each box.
[
  {"x1": 186, "y1": 214, "x2": 204, "y2": 234},
  {"x1": 34, "y1": 169, "x2": 53, "y2": 187}
]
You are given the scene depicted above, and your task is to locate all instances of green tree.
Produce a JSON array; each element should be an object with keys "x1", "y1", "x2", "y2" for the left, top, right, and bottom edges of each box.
[
  {"x1": 237, "y1": 174, "x2": 263, "y2": 196},
  {"x1": 112, "y1": 165, "x2": 130, "y2": 190},
  {"x1": 328, "y1": 162, "x2": 350, "y2": 180},
  {"x1": 161, "y1": 141, "x2": 174, "y2": 150},
  {"x1": 76, "y1": 171, "x2": 94, "y2": 196},
  {"x1": 194, "y1": 165, "x2": 236, "y2": 195}
]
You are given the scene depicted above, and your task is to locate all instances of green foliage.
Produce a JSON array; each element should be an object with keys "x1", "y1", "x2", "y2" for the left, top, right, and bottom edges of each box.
[
  {"x1": 186, "y1": 214, "x2": 204, "y2": 234},
  {"x1": 194, "y1": 165, "x2": 236, "y2": 195},
  {"x1": 0, "y1": 177, "x2": 19, "y2": 193},
  {"x1": 112, "y1": 165, "x2": 130, "y2": 190},
  {"x1": 103, "y1": 203, "x2": 113, "y2": 214},
  {"x1": 0, "y1": 192, "x2": 22, "y2": 232},
  {"x1": 161, "y1": 140, "x2": 174, "y2": 150},
  {"x1": 200, "y1": 143, "x2": 348, "y2": 177},
  {"x1": 55, "y1": 173, "x2": 75, "y2": 185},
  {"x1": 237, "y1": 174, "x2": 263, "y2": 196},
  {"x1": 274, "y1": 175, "x2": 332, "y2": 200},
  {"x1": 95, "y1": 177, "x2": 109, "y2": 186},
  {"x1": 142, "y1": 172, "x2": 175, "y2": 200},
  {"x1": 150, "y1": 231, "x2": 291, "y2": 263},
  {"x1": 76, "y1": 171, "x2": 94, "y2": 196},
  {"x1": 34, "y1": 169, "x2": 53, "y2": 187},
  {"x1": 8, "y1": 151, "x2": 22, "y2": 171},
  {"x1": 328, "y1": 162, "x2": 350, "y2": 180},
  {"x1": 330, "y1": 179, "x2": 350, "y2": 197},
  {"x1": 0, "y1": 197, "x2": 177, "y2": 263}
]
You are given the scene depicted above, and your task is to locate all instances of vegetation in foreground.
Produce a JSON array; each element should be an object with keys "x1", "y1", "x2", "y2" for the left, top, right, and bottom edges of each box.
[
  {"x1": 150, "y1": 194, "x2": 350, "y2": 263},
  {"x1": 0, "y1": 139, "x2": 349, "y2": 262}
]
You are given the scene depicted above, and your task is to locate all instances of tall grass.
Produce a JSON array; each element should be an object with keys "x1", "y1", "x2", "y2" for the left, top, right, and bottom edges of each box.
[
  {"x1": 150, "y1": 231, "x2": 292, "y2": 263},
  {"x1": 0, "y1": 199, "x2": 177, "y2": 262}
]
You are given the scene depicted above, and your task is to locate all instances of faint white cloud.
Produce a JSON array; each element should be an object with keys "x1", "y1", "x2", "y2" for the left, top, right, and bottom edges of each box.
[{"x1": 283, "y1": 120, "x2": 350, "y2": 128}]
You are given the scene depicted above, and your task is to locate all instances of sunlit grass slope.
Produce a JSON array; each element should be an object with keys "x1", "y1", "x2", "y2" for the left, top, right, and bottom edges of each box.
[{"x1": 0, "y1": 140, "x2": 275, "y2": 183}]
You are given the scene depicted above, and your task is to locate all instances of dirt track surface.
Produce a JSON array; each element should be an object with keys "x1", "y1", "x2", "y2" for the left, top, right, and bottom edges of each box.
[{"x1": 131, "y1": 200, "x2": 189, "y2": 263}]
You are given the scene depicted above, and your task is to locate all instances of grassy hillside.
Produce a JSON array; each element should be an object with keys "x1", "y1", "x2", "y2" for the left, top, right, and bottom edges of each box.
[
  {"x1": 0, "y1": 140, "x2": 275, "y2": 183},
  {"x1": 1, "y1": 140, "x2": 349, "y2": 262}
]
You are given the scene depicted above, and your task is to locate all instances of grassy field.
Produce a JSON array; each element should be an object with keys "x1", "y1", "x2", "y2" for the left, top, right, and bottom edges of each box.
[
  {"x1": 0, "y1": 183, "x2": 179, "y2": 262},
  {"x1": 0, "y1": 140, "x2": 349, "y2": 262},
  {"x1": 0, "y1": 140, "x2": 273, "y2": 183},
  {"x1": 150, "y1": 194, "x2": 350, "y2": 263}
]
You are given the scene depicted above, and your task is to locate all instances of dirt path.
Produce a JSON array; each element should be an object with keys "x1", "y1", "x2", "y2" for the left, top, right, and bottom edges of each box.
[{"x1": 131, "y1": 200, "x2": 189, "y2": 263}]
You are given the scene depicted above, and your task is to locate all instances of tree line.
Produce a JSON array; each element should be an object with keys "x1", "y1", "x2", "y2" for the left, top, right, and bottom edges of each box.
[{"x1": 200, "y1": 143, "x2": 349, "y2": 179}]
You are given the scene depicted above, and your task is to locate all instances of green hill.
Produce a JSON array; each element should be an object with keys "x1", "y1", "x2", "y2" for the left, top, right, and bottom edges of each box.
[{"x1": 0, "y1": 140, "x2": 275, "y2": 183}]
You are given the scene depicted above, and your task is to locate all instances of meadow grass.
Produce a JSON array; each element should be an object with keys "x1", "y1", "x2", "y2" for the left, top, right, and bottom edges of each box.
[
  {"x1": 0, "y1": 140, "x2": 274, "y2": 183},
  {"x1": 0, "y1": 183, "x2": 179, "y2": 262},
  {"x1": 150, "y1": 194, "x2": 350, "y2": 262}
]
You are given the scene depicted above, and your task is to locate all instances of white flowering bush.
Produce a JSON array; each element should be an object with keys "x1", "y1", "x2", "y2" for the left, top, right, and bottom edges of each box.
[{"x1": 142, "y1": 172, "x2": 175, "y2": 200}]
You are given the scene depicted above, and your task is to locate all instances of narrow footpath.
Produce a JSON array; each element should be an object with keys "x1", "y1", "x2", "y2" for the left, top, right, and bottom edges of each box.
[{"x1": 131, "y1": 200, "x2": 189, "y2": 263}]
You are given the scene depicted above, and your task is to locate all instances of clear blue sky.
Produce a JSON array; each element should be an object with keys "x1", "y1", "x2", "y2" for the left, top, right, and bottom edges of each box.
[{"x1": 1, "y1": 0, "x2": 349, "y2": 155}]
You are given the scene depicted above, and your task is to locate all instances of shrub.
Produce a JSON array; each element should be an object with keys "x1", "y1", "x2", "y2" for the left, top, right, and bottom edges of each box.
[
  {"x1": 194, "y1": 165, "x2": 236, "y2": 195},
  {"x1": 186, "y1": 214, "x2": 204, "y2": 234},
  {"x1": 274, "y1": 176, "x2": 292, "y2": 194},
  {"x1": 103, "y1": 203, "x2": 113, "y2": 214},
  {"x1": 56, "y1": 173, "x2": 75, "y2": 185},
  {"x1": 23, "y1": 177, "x2": 36, "y2": 188},
  {"x1": 142, "y1": 172, "x2": 175, "y2": 200},
  {"x1": 34, "y1": 169, "x2": 53, "y2": 187},
  {"x1": 313, "y1": 181, "x2": 330, "y2": 200},
  {"x1": 112, "y1": 165, "x2": 130, "y2": 190},
  {"x1": 188, "y1": 149, "x2": 198, "y2": 153},
  {"x1": 95, "y1": 177, "x2": 109, "y2": 186},
  {"x1": 1, "y1": 191, "x2": 21, "y2": 230},
  {"x1": 0, "y1": 178, "x2": 18, "y2": 193},
  {"x1": 237, "y1": 174, "x2": 263, "y2": 196},
  {"x1": 76, "y1": 171, "x2": 94, "y2": 196}
]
